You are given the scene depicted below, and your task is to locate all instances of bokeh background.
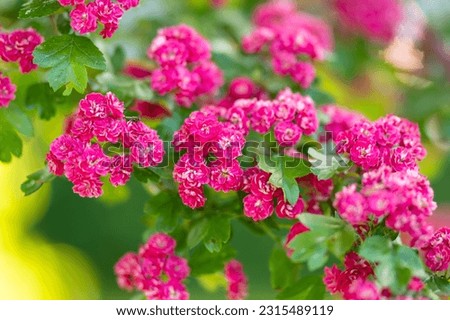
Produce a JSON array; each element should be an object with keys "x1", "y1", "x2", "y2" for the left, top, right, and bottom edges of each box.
[{"x1": 0, "y1": 0, "x2": 449, "y2": 299}]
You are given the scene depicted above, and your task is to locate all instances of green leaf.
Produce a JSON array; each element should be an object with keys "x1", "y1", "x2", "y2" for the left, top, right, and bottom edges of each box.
[
  {"x1": 204, "y1": 215, "x2": 231, "y2": 253},
  {"x1": 111, "y1": 46, "x2": 126, "y2": 74},
  {"x1": 288, "y1": 230, "x2": 328, "y2": 263},
  {"x1": 187, "y1": 219, "x2": 209, "y2": 249},
  {"x1": 56, "y1": 13, "x2": 72, "y2": 34},
  {"x1": 144, "y1": 192, "x2": 182, "y2": 233},
  {"x1": 307, "y1": 247, "x2": 328, "y2": 271},
  {"x1": 359, "y1": 235, "x2": 392, "y2": 262},
  {"x1": 308, "y1": 147, "x2": 348, "y2": 180},
  {"x1": 299, "y1": 213, "x2": 345, "y2": 234},
  {"x1": 189, "y1": 246, "x2": 236, "y2": 276},
  {"x1": 34, "y1": 35, "x2": 106, "y2": 94},
  {"x1": 395, "y1": 246, "x2": 427, "y2": 278},
  {"x1": 304, "y1": 87, "x2": 335, "y2": 105},
  {"x1": 269, "y1": 246, "x2": 297, "y2": 290},
  {"x1": 95, "y1": 73, "x2": 153, "y2": 102},
  {"x1": 21, "y1": 167, "x2": 54, "y2": 196},
  {"x1": 359, "y1": 237, "x2": 427, "y2": 295},
  {"x1": 328, "y1": 224, "x2": 357, "y2": 258},
  {"x1": 132, "y1": 167, "x2": 161, "y2": 183},
  {"x1": 3, "y1": 106, "x2": 34, "y2": 137},
  {"x1": 19, "y1": 0, "x2": 61, "y2": 19},
  {"x1": 25, "y1": 83, "x2": 57, "y2": 120},
  {"x1": 276, "y1": 275, "x2": 325, "y2": 299},
  {"x1": 428, "y1": 276, "x2": 450, "y2": 296},
  {"x1": 258, "y1": 154, "x2": 310, "y2": 205},
  {"x1": 0, "y1": 114, "x2": 22, "y2": 163},
  {"x1": 290, "y1": 214, "x2": 356, "y2": 267}
]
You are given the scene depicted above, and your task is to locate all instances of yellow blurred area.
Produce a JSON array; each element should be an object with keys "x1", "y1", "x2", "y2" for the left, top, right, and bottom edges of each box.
[{"x1": 0, "y1": 117, "x2": 100, "y2": 299}]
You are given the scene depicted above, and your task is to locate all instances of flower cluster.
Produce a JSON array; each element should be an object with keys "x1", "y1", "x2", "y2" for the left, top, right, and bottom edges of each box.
[
  {"x1": 0, "y1": 28, "x2": 43, "y2": 73},
  {"x1": 172, "y1": 111, "x2": 245, "y2": 208},
  {"x1": 230, "y1": 88, "x2": 318, "y2": 146},
  {"x1": 323, "y1": 252, "x2": 378, "y2": 299},
  {"x1": 0, "y1": 73, "x2": 16, "y2": 108},
  {"x1": 59, "y1": 0, "x2": 139, "y2": 38},
  {"x1": 224, "y1": 260, "x2": 248, "y2": 300},
  {"x1": 114, "y1": 233, "x2": 190, "y2": 300},
  {"x1": 46, "y1": 92, "x2": 164, "y2": 197},
  {"x1": 241, "y1": 167, "x2": 305, "y2": 221},
  {"x1": 421, "y1": 227, "x2": 450, "y2": 272},
  {"x1": 334, "y1": 0, "x2": 403, "y2": 43},
  {"x1": 242, "y1": 0, "x2": 333, "y2": 88},
  {"x1": 147, "y1": 25, "x2": 223, "y2": 107},
  {"x1": 336, "y1": 114, "x2": 426, "y2": 171},
  {"x1": 334, "y1": 166, "x2": 436, "y2": 247}
]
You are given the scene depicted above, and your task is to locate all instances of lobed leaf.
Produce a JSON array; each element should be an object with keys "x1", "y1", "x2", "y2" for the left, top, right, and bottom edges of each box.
[{"x1": 34, "y1": 35, "x2": 106, "y2": 95}]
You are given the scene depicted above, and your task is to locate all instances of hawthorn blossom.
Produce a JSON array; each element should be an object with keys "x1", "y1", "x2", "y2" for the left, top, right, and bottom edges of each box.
[
  {"x1": 225, "y1": 260, "x2": 248, "y2": 300},
  {"x1": 335, "y1": 114, "x2": 426, "y2": 171},
  {"x1": 148, "y1": 25, "x2": 223, "y2": 107},
  {"x1": 334, "y1": 0, "x2": 403, "y2": 43},
  {"x1": 0, "y1": 28, "x2": 43, "y2": 73},
  {"x1": 47, "y1": 92, "x2": 164, "y2": 198},
  {"x1": 115, "y1": 233, "x2": 190, "y2": 300},
  {"x1": 242, "y1": 0, "x2": 333, "y2": 88},
  {"x1": 422, "y1": 227, "x2": 450, "y2": 272},
  {"x1": 0, "y1": 74, "x2": 16, "y2": 108}
]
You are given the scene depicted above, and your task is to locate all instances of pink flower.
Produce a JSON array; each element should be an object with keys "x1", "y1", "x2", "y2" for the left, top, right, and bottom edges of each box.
[
  {"x1": 422, "y1": 227, "x2": 450, "y2": 272},
  {"x1": 117, "y1": 0, "x2": 140, "y2": 11},
  {"x1": 72, "y1": 175, "x2": 104, "y2": 198},
  {"x1": 275, "y1": 196, "x2": 304, "y2": 219},
  {"x1": 47, "y1": 92, "x2": 164, "y2": 198},
  {"x1": 225, "y1": 260, "x2": 248, "y2": 300},
  {"x1": 349, "y1": 138, "x2": 380, "y2": 170},
  {"x1": 344, "y1": 278, "x2": 380, "y2": 300},
  {"x1": 140, "y1": 233, "x2": 176, "y2": 257},
  {"x1": 274, "y1": 121, "x2": 302, "y2": 146},
  {"x1": 209, "y1": 159, "x2": 243, "y2": 192},
  {"x1": 178, "y1": 183, "x2": 206, "y2": 209},
  {"x1": 0, "y1": 74, "x2": 16, "y2": 107},
  {"x1": 408, "y1": 277, "x2": 424, "y2": 292},
  {"x1": 334, "y1": 0, "x2": 403, "y2": 43},
  {"x1": 46, "y1": 152, "x2": 65, "y2": 176},
  {"x1": 114, "y1": 253, "x2": 141, "y2": 291},
  {"x1": 250, "y1": 171, "x2": 276, "y2": 201},
  {"x1": 58, "y1": 0, "x2": 84, "y2": 6},
  {"x1": 324, "y1": 253, "x2": 374, "y2": 298},
  {"x1": 243, "y1": 194, "x2": 273, "y2": 221},
  {"x1": 0, "y1": 28, "x2": 43, "y2": 73},
  {"x1": 243, "y1": 0, "x2": 333, "y2": 87},
  {"x1": 323, "y1": 265, "x2": 342, "y2": 294},
  {"x1": 228, "y1": 77, "x2": 258, "y2": 100},
  {"x1": 70, "y1": 4, "x2": 98, "y2": 34},
  {"x1": 289, "y1": 61, "x2": 316, "y2": 88},
  {"x1": 93, "y1": 0, "x2": 124, "y2": 25},
  {"x1": 165, "y1": 256, "x2": 190, "y2": 280},
  {"x1": 321, "y1": 105, "x2": 366, "y2": 142},
  {"x1": 250, "y1": 100, "x2": 275, "y2": 133},
  {"x1": 226, "y1": 106, "x2": 250, "y2": 135},
  {"x1": 115, "y1": 233, "x2": 190, "y2": 300},
  {"x1": 148, "y1": 25, "x2": 221, "y2": 107},
  {"x1": 174, "y1": 154, "x2": 210, "y2": 186},
  {"x1": 109, "y1": 155, "x2": 132, "y2": 187},
  {"x1": 334, "y1": 184, "x2": 368, "y2": 225}
]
